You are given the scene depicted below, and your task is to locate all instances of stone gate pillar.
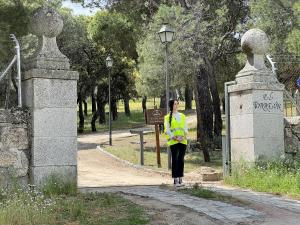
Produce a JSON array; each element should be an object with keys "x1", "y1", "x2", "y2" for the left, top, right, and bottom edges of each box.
[
  {"x1": 22, "y1": 7, "x2": 78, "y2": 185},
  {"x1": 228, "y1": 29, "x2": 285, "y2": 166}
]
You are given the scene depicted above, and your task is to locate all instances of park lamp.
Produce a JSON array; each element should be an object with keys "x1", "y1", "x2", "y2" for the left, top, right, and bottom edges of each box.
[
  {"x1": 106, "y1": 55, "x2": 113, "y2": 68},
  {"x1": 158, "y1": 23, "x2": 175, "y2": 44}
]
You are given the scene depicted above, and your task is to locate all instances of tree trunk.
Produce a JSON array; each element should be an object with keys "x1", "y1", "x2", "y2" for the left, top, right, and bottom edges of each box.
[
  {"x1": 91, "y1": 93, "x2": 96, "y2": 114},
  {"x1": 98, "y1": 101, "x2": 106, "y2": 124},
  {"x1": 83, "y1": 99, "x2": 88, "y2": 117},
  {"x1": 78, "y1": 94, "x2": 84, "y2": 133},
  {"x1": 91, "y1": 97, "x2": 100, "y2": 132},
  {"x1": 91, "y1": 111, "x2": 98, "y2": 132},
  {"x1": 160, "y1": 94, "x2": 166, "y2": 109},
  {"x1": 142, "y1": 96, "x2": 147, "y2": 113},
  {"x1": 206, "y1": 59, "x2": 222, "y2": 137},
  {"x1": 184, "y1": 85, "x2": 193, "y2": 110},
  {"x1": 124, "y1": 97, "x2": 131, "y2": 117},
  {"x1": 194, "y1": 65, "x2": 213, "y2": 162},
  {"x1": 112, "y1": 99, "x2": 118, "y2": 121}
]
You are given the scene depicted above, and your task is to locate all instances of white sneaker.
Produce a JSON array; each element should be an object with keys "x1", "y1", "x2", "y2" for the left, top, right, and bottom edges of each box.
[
  {"x1": 175, "y1": 183, "x2": 181, "y2": 187},
  {"x1": 173, "y1": 178, "x2": 179, "y2": 186},
  {"x1": 179, "y1": 177, "x2": 185, "y2": 186}
]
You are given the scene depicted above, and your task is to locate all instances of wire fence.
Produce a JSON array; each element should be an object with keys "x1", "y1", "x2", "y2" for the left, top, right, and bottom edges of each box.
[
  {"x1": 283, "y1": 92, "x2": 300, "y2": 117},
  {"x1": 266, "y1": 54, "x2": 300, "y2": 117},
  {"x1": 0, "y1": 34, "x2": 21, "y2": 109}
]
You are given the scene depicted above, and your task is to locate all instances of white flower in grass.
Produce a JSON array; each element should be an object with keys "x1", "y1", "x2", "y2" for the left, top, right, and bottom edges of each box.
[{"x1": 280, "y1": 154, "x2": 286, "y2": 160}]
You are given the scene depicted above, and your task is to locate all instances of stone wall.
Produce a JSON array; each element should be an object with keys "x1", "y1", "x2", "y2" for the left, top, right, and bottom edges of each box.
[
  {"x1": 284, "y1": 117, "x2": 300, "y2": 155},
  {"x1": 0, "y1": 108, "x2": 30, "y2": 188}
]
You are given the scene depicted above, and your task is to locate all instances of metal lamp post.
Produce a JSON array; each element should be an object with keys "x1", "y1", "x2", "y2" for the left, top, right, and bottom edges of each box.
[
  {"x1": 158, "y1": 23, "x2": 175, "y2": 169},
  {"x1": 106, "y1": 55, "x2": 113, "y2": 146}
]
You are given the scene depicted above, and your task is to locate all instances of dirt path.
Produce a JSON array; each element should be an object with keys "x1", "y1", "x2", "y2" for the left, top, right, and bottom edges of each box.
[
  {"x1": 77, "y1": 117, "x2": 300, "y2": 225},
  {"x1": 78, "y1": 149, "x2": 171, "y2": 187},
  {"x1": 77, "y1": 113, "x2": 200, "y2": 187}
]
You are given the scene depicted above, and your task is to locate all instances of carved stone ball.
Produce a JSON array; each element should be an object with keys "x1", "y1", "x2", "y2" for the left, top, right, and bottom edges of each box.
[
  {"x1": 241, "y1": 28, "x2": 269, "y2": 55},
  {"x1": 30, "y1": 6, "x2": 63, "y2": 38}
]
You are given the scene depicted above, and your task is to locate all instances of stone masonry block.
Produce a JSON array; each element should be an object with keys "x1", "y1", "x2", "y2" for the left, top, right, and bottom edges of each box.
[
  {"x1": 24, "y1": 69, "x2": 79, "y2": 81},
  {"x1": 0, "y1": 151, "x2": 16, "y2": 167},
  {"x1": 231, "y1": 138, "x2": 255, "y2": 162},
  {"x1": 230, "y1": 114, "x2": 254, "y2": 138},
  {"x1": 10, "y1": 148, "x2": 29, "y2": 177},
  {"x1": 32, "y1": 107, "x2": 77, "y2": 137},
  {"x1": 229, "y1": 90, "x2": 253, "y2": 116},
  {"x1": 30, "y1": 165, "x2": 77, "y2": 186},
  {"x1": 0, "y1": 149, "x2": 28, "y2": 177},
  {"x1": 253, "y1": 114, "x2": 284, "y2": 138},
  {"x1": 32, "y1": 136, "x2": 77, "y2": 166},
  {"x1": 32, "y1": 79, "x2": 77, "y2": 108},
  {"x1": 0, "y1": 126, "x2": 29, "y2": 149},
  {"x1": 254, "y1": 137, "x2": 284, "y2": 160},
  {"x1": 285, "y1": 137, "x2": 299, "y2": 153},
  {"x1": 252, "y1": 90, "x2": 283, "y2": 115}
]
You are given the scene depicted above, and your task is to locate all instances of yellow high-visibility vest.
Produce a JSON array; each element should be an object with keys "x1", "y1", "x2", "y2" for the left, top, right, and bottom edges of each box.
[{"x1": 164, "y1": 113, "x2": 187, "y2": 146}]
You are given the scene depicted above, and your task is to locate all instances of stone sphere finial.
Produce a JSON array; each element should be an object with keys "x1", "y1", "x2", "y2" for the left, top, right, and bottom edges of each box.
[
  {"x1": 241, "y1": 29, "x2": 269, "y2": 55},
  {"x1": 30, "y1": 6, "x2": 63, "y2": 38}
]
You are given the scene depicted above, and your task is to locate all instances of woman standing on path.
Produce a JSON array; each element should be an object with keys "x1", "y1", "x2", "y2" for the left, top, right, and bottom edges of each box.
[{"x1": 164, "y1": 99, "x2": 188, "y2": 187}]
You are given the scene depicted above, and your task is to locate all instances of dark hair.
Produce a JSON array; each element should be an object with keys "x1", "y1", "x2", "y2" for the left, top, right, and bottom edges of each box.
[{"x1": 168, "y1": 99, "x2": 176, "y2": 126}]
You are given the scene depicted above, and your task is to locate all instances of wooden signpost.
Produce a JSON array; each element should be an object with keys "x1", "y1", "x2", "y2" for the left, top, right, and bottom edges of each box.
[{"x1": 145, "y1": 106, "x2": 166, "y2": 168}]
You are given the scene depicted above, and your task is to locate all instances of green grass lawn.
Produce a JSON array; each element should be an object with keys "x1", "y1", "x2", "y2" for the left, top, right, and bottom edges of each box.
[
  {"x1": 224, "y1": 160, "x2": 300, "y2": 199},
  {"x1": 0, "y1": 177, "x2": 150, "y2": 225},
  {"x1": 78, "y1": 98, "x2": 196, "y2": 133},
  {"x1": 103, "y1": 131, "x2": 222, "y2": 173},
  {"x1": 81, "y1": 110, "x2": 146, "y2": 133}
]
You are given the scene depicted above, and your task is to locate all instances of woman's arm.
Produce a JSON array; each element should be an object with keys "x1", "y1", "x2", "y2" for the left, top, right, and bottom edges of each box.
[
  {"x1": 183, "y1": 114, "x2": 188, "y2": 135},
  {"x1": 164, "y1": 117, "x2": 174, "y2": 139}
]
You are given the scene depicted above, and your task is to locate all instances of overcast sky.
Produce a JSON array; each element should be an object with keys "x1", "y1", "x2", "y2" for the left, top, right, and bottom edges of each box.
[{"x1": 62, "y1": 0, "x2": 99, "y2": 15}]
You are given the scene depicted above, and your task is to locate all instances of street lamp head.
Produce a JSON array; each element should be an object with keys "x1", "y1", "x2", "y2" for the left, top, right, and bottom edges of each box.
[
  {"x1": 106, "y1": 54, "x2": 113, "y2": 68},
  {"x1": 158, "y1": 23, "x2": 175, "y2": 44}
]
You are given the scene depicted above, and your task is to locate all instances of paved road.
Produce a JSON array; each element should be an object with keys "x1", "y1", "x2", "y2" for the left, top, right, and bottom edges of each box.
[
  {"x1": 80, "y1": 185, "x2": 300, "y2": 225},
  {"x1": 80, "y1": 186, "x2": 264, "y2": 225}
]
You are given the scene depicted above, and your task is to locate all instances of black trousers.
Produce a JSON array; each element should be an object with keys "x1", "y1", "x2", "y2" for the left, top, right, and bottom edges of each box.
[{"x1": 170, "y1": 143, "x2": 186, "y2": 178}]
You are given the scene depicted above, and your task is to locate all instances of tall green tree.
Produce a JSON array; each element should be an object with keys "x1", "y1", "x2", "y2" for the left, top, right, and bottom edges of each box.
[
  {"x1": 248, "y1": 0, "x2": 300, "y2": 90},
  {"x1": 138, "y1": 2, "x2": 247, "y2": 161},
  {"x1": 58, "y1": 8, "x2": 99, "y2": 132},
  {"x1": 88, "y1": 10, "x2": 138, "y2": 120}
]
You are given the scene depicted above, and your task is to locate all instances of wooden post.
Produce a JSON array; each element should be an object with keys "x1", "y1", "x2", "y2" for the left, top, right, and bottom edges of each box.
[
  {"x1": 130, "y1": 129, "x2": 148, "y2": 166},
  {"x1": 154, "y1": 106, "x2": 161, "y2": 167},
  {"x1": 140, "y1": 132, "x2": 144, "y2": 166},
  {"x1": 155, "y1": 124, "x2": 161, "y2": 167}
]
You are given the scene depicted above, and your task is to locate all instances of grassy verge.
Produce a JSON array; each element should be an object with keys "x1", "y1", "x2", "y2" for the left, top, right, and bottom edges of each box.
[
  {"x1": 177, "y1": 183, "x2": 249, "y2": 207},
  {"x1": 103, "y1": 132, "x2": 222, "y2": 173},
  {"x1": 78, "y1": 98, "x2": 196, "y2": 133},
  {"x1": 81, "y1": 110, "x2": 145, "y2": 133},
  {"x1": 224, "y1": 160, "x2": 300, "y2": 199},
  {"x1": 0, "y1": 176, "x2": 150, "y2": 225}
]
